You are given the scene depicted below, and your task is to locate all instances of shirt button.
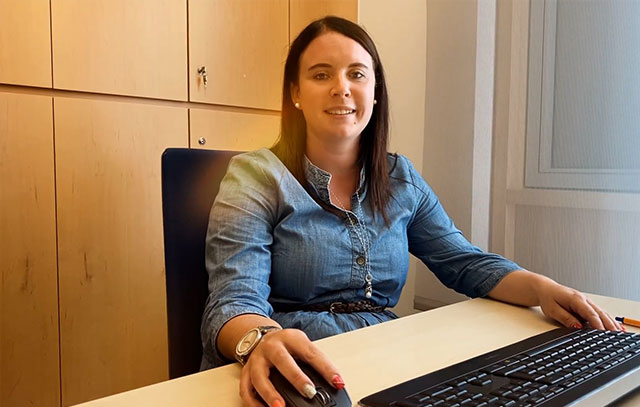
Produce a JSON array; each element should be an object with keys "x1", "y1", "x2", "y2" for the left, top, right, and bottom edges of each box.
[{"x1": 356, "y1": 256, "x2": 366, "y2": 266}]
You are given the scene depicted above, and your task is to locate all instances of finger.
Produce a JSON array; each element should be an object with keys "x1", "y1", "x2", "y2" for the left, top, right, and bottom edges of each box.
[
  {"x1": 254, "y1": 329, "x2": 317, "y2": 399},
  {"x1": 249, "y1": 358, "x2": 286, "y2": 407},
  {"x1": 543, "y1": 300, "x2": 584, "y2": 329},
  {"x1": 271, "y1": 352, "x2": 317, "y2": 399},
  {"x1": 593, "y1": 308, "x2": 616, "y2": 331},
  {"x1": 266, "y1": 330, "x2": 319, "y2": 397},
  {"x1": 239, "y1": 364, "x2": 266, "y2": 407},
  {"x1": 283, "y1": 330, "x2": 345, "y2": 390},
  {"x1": 569, "y1": 296, "x2": 606, "y2": 330},
  {"x1": 569, "y1": 298, "x2": 603, "y2": 330},
  {"x1": 586, "y1": 299, "x2": 623, "y2": 331}
]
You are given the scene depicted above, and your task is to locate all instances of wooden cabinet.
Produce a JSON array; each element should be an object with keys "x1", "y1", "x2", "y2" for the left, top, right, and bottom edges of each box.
[
  {"x1": 190, "y1": 108, "x2": 281, "y2": 151},
  {"x1": 189, "y1": 0, "x2": 288, "y2": 110},
  {"x1": 54, "y1": 97, "x2": 188, "y2": 405},
  {"x1": 51, "y1": 0, "x2": 187, "y2": 101},
  {"x1": 290, "y1": 0, "x2": 358, "y2": 42},
  {"x1": 0, "y1": 92, "x2": 59, "y2": 406},
  {"x1": 0, "y1": 0, "x2": 52, "y2": 87},
  {"x1": 1, "y1": 2, "x2": 360, "y2": 405}
]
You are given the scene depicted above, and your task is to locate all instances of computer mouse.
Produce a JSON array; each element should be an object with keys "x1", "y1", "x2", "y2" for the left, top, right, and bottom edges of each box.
[{"x1": 268, "y1": 361, "x2": 352, "y2": 407}]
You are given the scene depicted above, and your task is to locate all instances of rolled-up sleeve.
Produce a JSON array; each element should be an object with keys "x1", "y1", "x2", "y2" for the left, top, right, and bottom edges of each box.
[
  {"x1": 403, "y1": 157, "x2": 520, "y2": 298},
  {"x1": 200, "y1": 152, "x2": 279, "y2": 367}
]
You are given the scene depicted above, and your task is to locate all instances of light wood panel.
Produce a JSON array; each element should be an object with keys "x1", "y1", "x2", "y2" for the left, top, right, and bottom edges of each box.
[
  {"x1": 290, "y1": 0, "x2": 358, "y2": 42},
  {"x1": 0, "y1": 0, "x2": 52, "y2": 87},
  {"x1": 54, "y1": 97, "x2": 187, "y2": 405},
  {"x1": 189, "y1": 0, "x2": 288, "y2": 110},
  {"x1": 0, "y1": 92, "x2": 59, "y2": 406},
  {"x1": 190, "y1": 108, "x2": 280, "y2": 151},
  {"x1": 51, "y1": 0, "x2": 187, "y2": 101}
]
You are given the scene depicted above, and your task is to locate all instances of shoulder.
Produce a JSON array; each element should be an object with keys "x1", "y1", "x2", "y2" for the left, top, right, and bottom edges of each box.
[
  {"x1": 386, "y1": 153, "x2": 435, "y2": 200},
  {"x1": 226, "y1": 148, "x2": 288, "y2": 185},
  {"x1": 230, "y1": 148, "x2": 283, "y2": 170},
  {"x1": 387, "y1": 153, "x2": 420, "y2": 180}
]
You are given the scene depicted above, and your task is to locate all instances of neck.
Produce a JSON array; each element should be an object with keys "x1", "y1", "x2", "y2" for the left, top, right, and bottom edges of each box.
[{"x1": 305, "y1": 134, "x2": 360, "y2": 178}]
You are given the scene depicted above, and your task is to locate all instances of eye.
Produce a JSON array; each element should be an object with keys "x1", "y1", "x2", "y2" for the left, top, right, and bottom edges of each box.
[
  {"x1": 313, "y1": 72, "x2": 329, "y2": 80},
  {"x1": 350, "y1": 71, "x2": 365, "y2": 79}
]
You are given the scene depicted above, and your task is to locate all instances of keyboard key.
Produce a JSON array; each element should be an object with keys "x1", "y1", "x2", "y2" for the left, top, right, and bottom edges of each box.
[
  {"x1": 501, "y1": 358, "x2": 524, "y2": 366},
  {"x1": 468, "y1": 392, "x2": 483, "y2": 399},
  {"x1": 468, "y1": 377, "x2": 493, "y2": 386},
  {"x1": 527, "y1": 395, "x2": 546, "y2": 404},
  {"x1": 508, "y1": 372, "x2": 537, "y2": 382},
  {"x1": 540, "y1": 374, "x2": 565, "y2": 385},
  {"x1": 495, "y1": 397, "x2": 516, "y2": 406},
  {"x1": 481, "y1": 364, "x2": 506, "y2": 374},
  {"x1": 494, "y1": 364, "x2": 527, "y2": 377},
  {"x1": 427, "y1": 384, "x2": 453, "y2": 397},
  {"x1": 548, "y1": 385, "x2": 565, "y2": 394},
  {"x1": 505, "y1": 390, "x2": 529, "y2": 401},
  {"x1": 446, "y1": 378, "x2": 468, "y2": 387},
  {"x1": 490, "y1": 388, "x2": 513, "y2": 398},
  {"x1": 503, "y1": 383, "x2": 522, "y2": 392}
]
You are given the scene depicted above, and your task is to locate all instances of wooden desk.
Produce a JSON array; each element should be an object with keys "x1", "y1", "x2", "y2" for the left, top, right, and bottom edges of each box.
[{"x1": 75, "y1": 294, "x2": 640, "y2": 406}]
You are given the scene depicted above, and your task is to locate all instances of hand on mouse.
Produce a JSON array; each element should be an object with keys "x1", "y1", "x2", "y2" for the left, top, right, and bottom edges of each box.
[{"x1": 238, "y1": 328, "x2": 345, "y2": 407}]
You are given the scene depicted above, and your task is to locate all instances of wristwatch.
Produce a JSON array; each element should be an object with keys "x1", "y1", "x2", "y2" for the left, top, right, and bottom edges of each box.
[{"x1": 235, "y1": 325, "x2": 281, "y2": 365}]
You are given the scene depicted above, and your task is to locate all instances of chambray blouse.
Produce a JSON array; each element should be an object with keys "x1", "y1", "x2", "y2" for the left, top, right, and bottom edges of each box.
[{"x1": 200, "y1": 148, "x2": 520, "y2": 368}]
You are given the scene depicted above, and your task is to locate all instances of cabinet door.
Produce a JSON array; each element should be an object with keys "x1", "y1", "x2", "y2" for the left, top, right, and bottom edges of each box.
[
  {"x1": 51, "y1": 0, "x2": 187, "y2": 101},
  {"x1": 190, "y1": 108, "x2": 280, "y2": 151},
  {"x1": 189, "y1": 0, "x2": 288, "y2": 110},
  {"x1": 0, "y1": 0, "x2": 52, "y2": 87},
  {"x1": 55, "y1": 97, "x2": 187, "y2": 405},
  {"x1": 0, "y1": 92, "x2": 59, "y2": 407},
  {"x1": 290, "y1": 0, "x2": 358, "y2": 42}
]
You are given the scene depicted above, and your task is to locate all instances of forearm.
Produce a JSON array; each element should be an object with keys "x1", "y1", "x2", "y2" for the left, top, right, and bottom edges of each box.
[
  {"x1": 216, "y1": 314, "x2": 282, "y2": 361},
  {"x1": 487, "y1": 269, "x2": 557, "y2": 307}
]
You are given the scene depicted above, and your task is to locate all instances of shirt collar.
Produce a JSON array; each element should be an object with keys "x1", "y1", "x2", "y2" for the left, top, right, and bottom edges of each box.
[{"x1": 303, "y1": 156, "x2": 366, "y2": 206}]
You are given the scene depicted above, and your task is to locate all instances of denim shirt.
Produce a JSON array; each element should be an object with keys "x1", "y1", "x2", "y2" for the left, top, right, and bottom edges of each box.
[{"x1": 201, "y1": 148, "x2": 520, "y2": 368}]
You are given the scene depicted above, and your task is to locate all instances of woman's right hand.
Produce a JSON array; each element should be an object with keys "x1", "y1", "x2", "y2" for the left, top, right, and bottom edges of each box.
[{"x1": 238, "y1": 328, "x2": 345, "y2": 407}]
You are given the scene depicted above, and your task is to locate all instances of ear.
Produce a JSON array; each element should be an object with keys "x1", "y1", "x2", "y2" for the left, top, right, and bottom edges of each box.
[{"x1": 290, "y1": 82, "x2": 300, "y2": 106}]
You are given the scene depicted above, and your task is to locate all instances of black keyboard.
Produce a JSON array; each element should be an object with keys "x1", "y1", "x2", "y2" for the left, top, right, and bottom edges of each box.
[{"x1": 359, "y1": 328, "x2": 640, "y2": 407}]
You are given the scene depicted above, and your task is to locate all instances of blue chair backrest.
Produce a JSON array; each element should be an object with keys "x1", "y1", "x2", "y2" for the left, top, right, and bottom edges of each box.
[{"x1": 161, "y1": 148, "x2": 241, "y2": 378}]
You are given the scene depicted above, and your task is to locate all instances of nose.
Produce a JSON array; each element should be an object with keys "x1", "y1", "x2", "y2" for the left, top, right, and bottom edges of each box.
[{"x1": 330, "y1": 75, "x2": 351, "y2": 98}]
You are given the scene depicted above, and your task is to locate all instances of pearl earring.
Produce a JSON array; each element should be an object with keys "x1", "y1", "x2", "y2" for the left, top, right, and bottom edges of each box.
[
  {"x1": 294, "y1": 102, "x2": 301, "y2": 109},
  {"x1": 374, "y1": 99, "x2": 377, "y2": 105}
]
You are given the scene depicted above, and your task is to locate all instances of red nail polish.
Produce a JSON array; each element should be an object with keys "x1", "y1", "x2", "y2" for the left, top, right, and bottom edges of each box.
[
  {"x1": 271, "y1": 400, "x2": 285, "y2": 407},
  {"x1": 332, "y1": 374, "x2": 345, "y2": 389},
  {"x1": 572, "y1": 323, "x2": 582, "y2": 329}
]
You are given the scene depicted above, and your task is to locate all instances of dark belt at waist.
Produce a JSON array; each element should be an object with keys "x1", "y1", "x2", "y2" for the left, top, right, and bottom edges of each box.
[{"x1": 273, "y1": 300, "x2": 386, "y2": 314}]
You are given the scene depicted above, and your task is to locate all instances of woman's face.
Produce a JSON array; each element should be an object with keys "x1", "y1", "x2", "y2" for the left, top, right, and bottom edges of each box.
[{"x1": 291, "y1": 31, "x2": 376, "y2": 147}]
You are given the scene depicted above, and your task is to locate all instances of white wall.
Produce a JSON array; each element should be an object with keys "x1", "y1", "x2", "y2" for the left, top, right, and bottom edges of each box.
[
  {"x1": 415, "y1": 0, "x2": 492, "y2": 309},
  {"x1": 359, "y1": 0, "x2": 427, "y2": 316},
  {"x1": 491, "y1": 0, "x2": 640, "y2": 302}
]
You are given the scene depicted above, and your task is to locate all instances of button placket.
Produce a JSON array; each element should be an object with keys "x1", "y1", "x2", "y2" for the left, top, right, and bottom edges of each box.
[{"x1": 345, "y1": 214, "x2": 368, "y2": 287}]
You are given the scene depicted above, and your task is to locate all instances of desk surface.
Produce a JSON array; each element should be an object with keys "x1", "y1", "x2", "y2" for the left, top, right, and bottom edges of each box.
[{"x1": 75, "y1": 294, "x2": 640, "y2": 407}]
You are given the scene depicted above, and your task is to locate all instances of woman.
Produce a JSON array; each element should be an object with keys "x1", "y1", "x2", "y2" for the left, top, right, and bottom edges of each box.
[{"x1": 201, "y1": 16, "x2": 622, "y2": 407}]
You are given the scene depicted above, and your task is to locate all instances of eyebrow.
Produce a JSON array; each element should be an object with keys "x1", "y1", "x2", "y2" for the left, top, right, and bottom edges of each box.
[{"x1": 307, "y1": 62, "x2": 370, "y2": 71}]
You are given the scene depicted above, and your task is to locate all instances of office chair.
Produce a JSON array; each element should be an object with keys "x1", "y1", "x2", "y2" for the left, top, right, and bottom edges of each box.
[{"x1": 161, "y1": 147, "x2": 241, "y2": 379}]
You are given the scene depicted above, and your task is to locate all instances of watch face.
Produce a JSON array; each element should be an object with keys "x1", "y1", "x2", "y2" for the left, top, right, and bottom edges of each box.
[{"x1": 237, "y1": 329, "x2": 260, "y2": 354}]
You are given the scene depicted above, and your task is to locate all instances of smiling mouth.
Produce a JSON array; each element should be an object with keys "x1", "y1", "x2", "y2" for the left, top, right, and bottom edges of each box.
[{"x1": 325, "y1": 109, "x2": 356, "y2": 115}]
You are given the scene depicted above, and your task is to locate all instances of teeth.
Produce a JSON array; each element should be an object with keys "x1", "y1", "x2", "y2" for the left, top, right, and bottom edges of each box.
[{"x1": 326, "y1": 109, "x2": 355, "y2": 115}]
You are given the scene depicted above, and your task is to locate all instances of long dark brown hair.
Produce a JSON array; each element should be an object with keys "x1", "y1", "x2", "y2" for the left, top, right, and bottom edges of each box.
[{"x1": 271, "y1": 16, "x2": 391, "y2": 223}]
